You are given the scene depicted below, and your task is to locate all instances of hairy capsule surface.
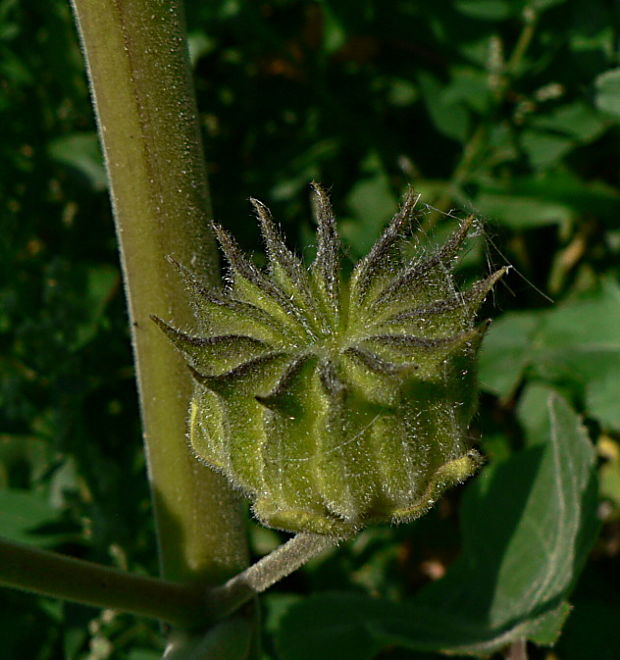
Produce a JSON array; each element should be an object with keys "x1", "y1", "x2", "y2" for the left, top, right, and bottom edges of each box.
[{"x1": 154, "y1": 184, "x2": 506, "y2": 537}]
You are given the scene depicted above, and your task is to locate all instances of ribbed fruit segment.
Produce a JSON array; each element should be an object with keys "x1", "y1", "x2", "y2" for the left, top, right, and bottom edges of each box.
[{"x1": 156, "y1": 184, "x2": 504, "y2": 536}]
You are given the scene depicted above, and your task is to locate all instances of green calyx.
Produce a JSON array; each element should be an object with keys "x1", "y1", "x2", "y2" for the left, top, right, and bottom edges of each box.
[{"x1": 154, "y1": 184, "x2": 506, "y2": 537}]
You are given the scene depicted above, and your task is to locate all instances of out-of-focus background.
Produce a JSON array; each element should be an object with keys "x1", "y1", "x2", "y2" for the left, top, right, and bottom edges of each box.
[{"x1": 1, "y1": 1, "x2": 620, "y2": 658}]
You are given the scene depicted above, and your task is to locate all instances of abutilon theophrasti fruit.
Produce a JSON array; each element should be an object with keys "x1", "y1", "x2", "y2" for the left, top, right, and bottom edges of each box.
[{"x1": 154, "y1": 184, "x2": 506, "y2": 537}]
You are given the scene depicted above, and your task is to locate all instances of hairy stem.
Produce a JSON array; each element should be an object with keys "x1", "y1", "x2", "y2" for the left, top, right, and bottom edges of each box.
[
  {"x1": 0, "y1": 536, "x2": 206, "y2": 628},
  {"x1": 206, "y1": 534, "x2": 340, "y2": 620},
  {"x1": 69, "y1": 0, "x2": 248, "y2": 586}
]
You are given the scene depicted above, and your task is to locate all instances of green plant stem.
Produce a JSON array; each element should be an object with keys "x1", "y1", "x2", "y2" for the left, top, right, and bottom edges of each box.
[
  {"x1": 205, "y1": 534, "x2": 340, "y2": 620},
  {"x1": 506, "y1": 6, "x2": 538, "y2": 76},
  {"x1": 69, "y1": 0, "x2": 248, "y2": 586},
  {"x1": 164, "y1": 619, "x2": 255, "y2": 659},
  {"x1": 0, "y1": 531, "x2": 337, "y2": 629},
  {"x1": 0, "y1": 536, "x2": 206, "y2": 629},
  {"x1": 504, "y1": 639, "x2": 528, "y2": 660}
]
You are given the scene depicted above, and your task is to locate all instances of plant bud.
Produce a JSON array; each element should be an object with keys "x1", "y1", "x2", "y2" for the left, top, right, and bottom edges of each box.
[{"x1": 154, "y1": 184, "x2": 505, "y2": 537}]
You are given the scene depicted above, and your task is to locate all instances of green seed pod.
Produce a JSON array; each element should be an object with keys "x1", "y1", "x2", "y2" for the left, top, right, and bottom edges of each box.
[{"x1": 154, "y1": 184, "x2": 506, "y2": 537}]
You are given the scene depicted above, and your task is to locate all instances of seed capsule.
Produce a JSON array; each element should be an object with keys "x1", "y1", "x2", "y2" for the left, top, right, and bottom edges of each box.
[{"x1": 154, "y1": 184, "x2": 505, "y2": 537}]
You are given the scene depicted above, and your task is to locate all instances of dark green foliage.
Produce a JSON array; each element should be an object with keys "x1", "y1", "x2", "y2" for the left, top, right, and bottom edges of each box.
[
  {"x1": 2, "y1": 0, "x2": 620, "y2": 657},
  {"x1": 1, "y1": 1, "x2": 160, "y2": 656}
]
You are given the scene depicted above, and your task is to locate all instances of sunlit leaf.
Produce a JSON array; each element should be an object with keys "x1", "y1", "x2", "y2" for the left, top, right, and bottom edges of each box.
[
  {"x1": 48, "y1": 133, "x2": 107, "y2": 191},
  {"x1": 595, "y1": 68, "x2": 620, "y2": 118},
  {"x1": 481, "y1": 280, "x2": 620, "y2": 430}
]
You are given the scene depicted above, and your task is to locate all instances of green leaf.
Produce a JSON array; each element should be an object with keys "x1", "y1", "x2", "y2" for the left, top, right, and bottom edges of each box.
[
  {"x1": 0, "y1": 435, "x2": 51, "y2": 490},
  {"x1": 587, "y1": 369, "x2": 620, "y2": 430},
  {"x1": 569, "y1": 4, "x2": 615, "y2": 75},
  {"x1": 418, "y1": 71, "x2": 470, "y2": 143},
  {"x1": 531, "y1": 279, "x2": 620, "y2": 429},
  {"x1": 127, "y1": 651, "x2": 162, "y2": 660},
  {"x1": 442, "y1": 68, "x2": 492, "y2": 114},
  {"x1": 475, "y1": 171, "x2": 620, "y2": 228},
  {"x1": 481, "y1": 280, "x2": 620, "y2": 429},
  {"x1": 342, "y1": 152, "x2": 397, "y2": 256},
  {"x1": 318, "y1": 3, "x2": 347, "y2": 53},
  {"x1": 186, "y1": 31, "x2": 216, "y2": 66},
  {"x1": 529, "y1": 102, "x2": 609, "y2": 143},
  {"x1": 276, "y1": 592, "x2": 401, "y2": 660},
  {"x1": 516, "y1": 382, "x2": 558, "y2": 446},
  {"x1": 479, "y1": 311, "x2": 540, "y2": 398},
  {"x1": 0, "y1": 490, "x2": 65, "y2": 547},
  {"x1": 276, "y1": 395, "x2": 599, "y2": 658},
  {"x1": 520, "y1": 130, "x2": 575, "y2": 169},
  {"x1": 455, "y1": 0, "x2": 518, "y2": 20},
  {"x1": 476, "y1": 192, "x2": 573, "y2": 229},
  {"x1": 373, "y1": 394, "x2": 598, "y2": 655},
  {"x1": 532, "y1": 0, "x2": 567, "y2": 10},
  {"x1": 0, "y1": 590, "x2": 59, "y2": 660},
  {"x1": 164, "y1": 617, "x2": 253, "y2": 659},
  {"x1": 595, "y1": 68, "x2": 620, "y2": 118},
  {"x1": 73, "y1": 265, "x2": 120, "y2": 349},
  {"x1": 386, "y1": 78, "x2": 418, "y2": 107},
  {"x1": 371, "y1": 602, "x2": 572, "y2": 656},
  {"x1": 263, "y1": 593, "x2": 303, "y2": 637},
  {"x1": 48, "y1": 132, "x2": 107, "y2": 191}
]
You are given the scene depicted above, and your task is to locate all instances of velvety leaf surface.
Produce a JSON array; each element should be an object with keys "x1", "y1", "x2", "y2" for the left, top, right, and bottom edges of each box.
[
  {"x1": 480, "y1": 280, "x2": 620, "y2": 429},
  {"x1": 478, "y1": 311, "x2": 540, "y2": 398}
]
